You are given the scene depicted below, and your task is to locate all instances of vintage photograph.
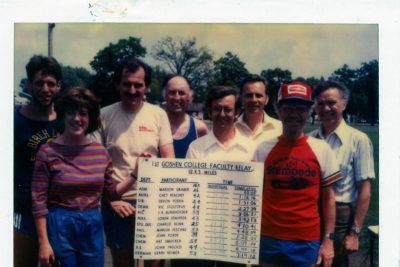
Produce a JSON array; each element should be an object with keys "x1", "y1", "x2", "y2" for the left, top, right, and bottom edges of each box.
[{"x1": 13, "y1": 23, "x2": 379, "y2": 267}]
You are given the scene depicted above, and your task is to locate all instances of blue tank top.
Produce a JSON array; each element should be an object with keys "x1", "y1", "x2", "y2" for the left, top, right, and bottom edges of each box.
[{"x1": 173, "y1": 116, "x2": 198, "y2": 159}]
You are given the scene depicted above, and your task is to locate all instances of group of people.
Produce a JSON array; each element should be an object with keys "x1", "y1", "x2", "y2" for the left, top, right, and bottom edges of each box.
[{"x1": 14, "y1": 54, "x2": 375, "y2": 267}]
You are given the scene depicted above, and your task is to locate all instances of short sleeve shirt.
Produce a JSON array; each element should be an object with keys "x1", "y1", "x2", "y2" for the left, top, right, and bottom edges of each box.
[
  {"x1": 186, "y1": 130, "x2": 255, "y2": 161},
  {"x1": 92, "y1": 102, "x2": 173, "y2": 200},
  {"x1": 309, "y1": 120, "x2": 375, "y2": 203},
  {"x1": 253, "y1": 135, "x2": 342, "y2": 241}
]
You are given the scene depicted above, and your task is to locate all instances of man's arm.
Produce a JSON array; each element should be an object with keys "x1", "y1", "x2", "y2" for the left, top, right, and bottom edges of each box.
[
  {"x1": 317, "y1": 185, "x2": 336, "y2": 267},
  {"x1": 159, "y1": 143, "x2": 175, "y2": 158},
  {"x1": 343, "y1": 179, "x2": 371, "y2": 252},
  {"x1": 194, "y1": 118, "x2": 209, "y2": 138}
]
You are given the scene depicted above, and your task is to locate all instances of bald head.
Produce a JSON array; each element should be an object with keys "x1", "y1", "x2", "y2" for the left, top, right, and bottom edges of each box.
[{"x1": 164, "y1": 75, "x2": 193, "y2": 115}]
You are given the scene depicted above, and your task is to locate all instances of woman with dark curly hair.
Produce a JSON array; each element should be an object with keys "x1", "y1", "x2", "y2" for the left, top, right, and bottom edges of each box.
[{"x1": 31, "y1": 87, "x2": 139, "y2": 267}]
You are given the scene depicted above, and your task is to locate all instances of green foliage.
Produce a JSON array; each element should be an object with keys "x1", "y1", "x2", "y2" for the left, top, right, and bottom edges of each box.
[
  {"x1": 61, "y1": 65, "x2": 91, "y2": 90},
  {"x1": 212, "y1": 52, "x2": 249, "y2": 86},
  {"x1": 260, "y1": 68, "x2": 293, "y2": 117},
  {"x1": 90, "y1": 37, "x2": 147, "y2": 77},
  {"x1": 151, "y1": 36, "x2": 213, "y2": 103},
  {"x1": 329, "y1": 61, "x2": 378, "y2": 125},
  {"x1": 147, "y1": 65, "x2": 169, "y2": 104},
  {"x1": 89, "y1": 37, "x2": 147, "y2": 107}
]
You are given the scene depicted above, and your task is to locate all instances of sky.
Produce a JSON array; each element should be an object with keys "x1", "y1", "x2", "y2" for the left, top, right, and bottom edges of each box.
[
  {"x1": 2, "y1": 1, "x2": 400, "y2": 266},
  {"x1": 14, "y1": 23, "x2": 378, "y2": 93}
]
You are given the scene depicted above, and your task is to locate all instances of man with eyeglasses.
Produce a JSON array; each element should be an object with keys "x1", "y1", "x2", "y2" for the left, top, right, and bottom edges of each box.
[
  {"x1": 253, "y1": 82, "x2": 342, "y2": 267},
  {"x1": 236, "y1": 74, "x2": 282, "y2": 145},
  {"x1": 310, "y1": 81, "x2": 375, "y2": 267},
  {"x1": 14, "y1": 55, "x2": 62, "y2": 267},
  {"x1": 186, "y1": 86, "x2": 254, "y2": 267}
]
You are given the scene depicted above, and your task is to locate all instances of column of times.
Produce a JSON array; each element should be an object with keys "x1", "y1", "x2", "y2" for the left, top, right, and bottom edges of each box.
[{"x1": 134, "y1": 158, "x2": 264, "y2": 265}]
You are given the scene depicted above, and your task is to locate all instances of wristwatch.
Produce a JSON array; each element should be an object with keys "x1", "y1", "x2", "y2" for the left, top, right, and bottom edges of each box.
[
  {"x1": 324, "y1": 233, "x2": 335, "y2": 240},
  {"x1": 350, "y1": 226, "x2": 361, "y2": 235}
]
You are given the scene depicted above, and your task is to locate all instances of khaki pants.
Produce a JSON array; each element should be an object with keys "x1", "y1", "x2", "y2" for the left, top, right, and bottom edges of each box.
[{"x1": 333, "y1": 203, "x2": 360, "y2": 267}]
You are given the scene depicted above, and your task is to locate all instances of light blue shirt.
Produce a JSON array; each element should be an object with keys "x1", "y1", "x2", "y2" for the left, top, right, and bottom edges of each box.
[{"x1": 310, "y1": 120, "x2": 375, "y2": 203}]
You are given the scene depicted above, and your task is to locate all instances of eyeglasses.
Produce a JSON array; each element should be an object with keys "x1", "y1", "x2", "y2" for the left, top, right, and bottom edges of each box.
[
  {"x1": 33, "y1": 80, "x2": 58, "y2": 88},
  {"x1": 211, "y1": 106, "x2": 234, "y2": 114}
]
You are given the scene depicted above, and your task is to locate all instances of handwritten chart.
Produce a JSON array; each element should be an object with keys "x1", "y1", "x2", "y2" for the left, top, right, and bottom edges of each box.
[{"x1": 134, "y1": 158, "x2": 264, "y2": 265}]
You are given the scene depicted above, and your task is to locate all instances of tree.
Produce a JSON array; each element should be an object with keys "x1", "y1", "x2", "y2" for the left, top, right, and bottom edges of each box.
[
  {"x1": 147, "y1": 65, "x2": 169, "y2": 104},
  {"x1": 212, "y1": 52, "x2": 249, "y2": 86},
  {"x1": 330, "y1": 64, "x2": 364, "y2": 122},
  {"x1": 260, "y1": 68, "x2": 293, "y2": 117},
  {"x1": 356, "y1": 60, "x2": 378, "y2": 125},
  {"x1": 329, "y1": 61, "x2": 378, "y2": 125},
  {"x1": 89, "y1": 37, "x2": 147, "y2": 107},
  {"x1": 151, "y1": 36, "x2": 213, "y2": 103},
  {"x1": 61, "y1": 65, "x2": 91, "y2": 90}
]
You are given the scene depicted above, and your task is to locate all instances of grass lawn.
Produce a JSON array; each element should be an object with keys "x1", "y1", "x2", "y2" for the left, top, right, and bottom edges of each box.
[{"x1": 306, "y1": 122, "x2": 379, "y2": 266}]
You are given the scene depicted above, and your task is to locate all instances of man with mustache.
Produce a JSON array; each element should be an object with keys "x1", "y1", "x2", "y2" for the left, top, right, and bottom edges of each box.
[
  {"x1": 253, "y1": 82, "x2": 342, "y2": 267},
  {"x1": 236, "y1": 74, "x2": 282, "y2": 145},
  {"x1": 310, "y1": 80, "x2": 375, "y2": 267},
  {"x1": 14, "y1": 55, "x2": 62, "y2": 267},
  {"x1": 93, "y1": 57, "x2": 174, "y2": 267}
]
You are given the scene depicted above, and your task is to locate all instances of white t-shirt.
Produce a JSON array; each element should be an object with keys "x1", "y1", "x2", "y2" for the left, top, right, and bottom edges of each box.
[{"x1": 92, "y1": 101, "x2": 173, "y2": 200}]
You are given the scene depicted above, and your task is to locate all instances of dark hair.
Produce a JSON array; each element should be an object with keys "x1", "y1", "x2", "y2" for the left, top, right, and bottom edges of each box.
[
  {"x1": 25, "y1": 55, "x2": 62, "y2": 82},
  {"x1": 205, "y1": 86, "x2": 238, "y2": 110},
  {"x1": 54, "y1": 87, "x2": 101, "y2": 134},
  {"x1": 313, "y1": 80, "x2": 350, "y2": 102},
  {"x1": 239, "y1": 74, "x2": 268, "y2": 94},
  {"x1": 113, "y1": 57, "x2": 152, "y2": 86}
]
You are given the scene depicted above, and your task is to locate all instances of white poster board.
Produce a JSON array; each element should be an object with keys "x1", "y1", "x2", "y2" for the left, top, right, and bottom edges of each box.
[{"x1": 134, "y1": 158, "x2": 264, "y2": 265}]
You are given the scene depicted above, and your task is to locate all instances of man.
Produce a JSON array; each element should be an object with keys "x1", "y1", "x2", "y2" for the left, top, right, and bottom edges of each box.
[
  {"x1": 163, "y1": 75, "x2": 209, "y2": 267},
  {"x1": 14, "y1": 55, "x2": 62, "y2": 267},
  {"x1": 186, "y1": 86, "x2": 254, "y2": 267},
  {"x1": 93, "y1": 57, "x2": 174, "y2": 267},
  {"x1": 236, "y1": 74, "x2": 282, "y2": 145},
  {"x1": 253, "y1": 81, "x2": 342, "y2": 267},
  {"x1": 162, "y1": 74, "x2": 209, "y2": 159},
  {"x1": 310, "y1": 80, "x2": 375, "y2": 267}
]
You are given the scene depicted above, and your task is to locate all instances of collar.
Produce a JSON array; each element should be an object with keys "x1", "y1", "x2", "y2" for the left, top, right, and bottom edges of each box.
[
  {"x1": 236, "y1": 111, "x2": 277, "y2": 130},
  {"x1": 316, "y1": 119, "x2": 348, "y2": 143},
  {"x1": 204, "y1": 129, "x2": 250, "y2": 151}
]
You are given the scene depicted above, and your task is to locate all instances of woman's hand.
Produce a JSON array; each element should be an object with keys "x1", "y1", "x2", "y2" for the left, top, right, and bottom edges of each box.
[{"x1": 38, "y1": 241, "x2": 56, "y2": 267}]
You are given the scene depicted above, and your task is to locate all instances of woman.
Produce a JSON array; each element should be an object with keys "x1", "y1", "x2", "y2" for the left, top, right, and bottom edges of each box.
[{"x1": 31, "y1": 87, "x2": 138, "y2": 267}]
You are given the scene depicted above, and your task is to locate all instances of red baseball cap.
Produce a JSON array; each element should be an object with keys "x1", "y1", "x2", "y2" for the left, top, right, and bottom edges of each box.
[{"x1": 277, "y1": 81, "x2": 314, "y2": 105}]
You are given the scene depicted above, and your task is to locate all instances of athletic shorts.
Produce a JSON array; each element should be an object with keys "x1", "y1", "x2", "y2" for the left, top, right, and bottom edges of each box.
[
  {"x1": 259, "y1": 236, "x2": 320, "y2": 267},
  {"x1": 14, "y1": 212, "x2": 37, "y2": 238},
  {"x1": 47, "y1": 207, "x2": 104, "y2": 267},
  {"x1": 102, "y1": 200, "x2": 136, "y2": 249}
]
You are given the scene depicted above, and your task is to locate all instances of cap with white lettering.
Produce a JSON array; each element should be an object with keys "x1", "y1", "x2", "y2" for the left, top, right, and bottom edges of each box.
[{"x1": 277, "y1": 82, "x2": 314, "y2": 105}]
